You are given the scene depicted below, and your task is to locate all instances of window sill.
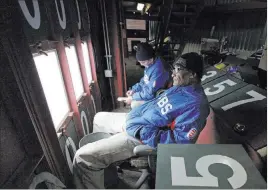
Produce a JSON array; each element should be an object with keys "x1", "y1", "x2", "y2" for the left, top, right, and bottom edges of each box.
[{"x1": 56, "y1": 112, "x2": 74, "y2": 133}]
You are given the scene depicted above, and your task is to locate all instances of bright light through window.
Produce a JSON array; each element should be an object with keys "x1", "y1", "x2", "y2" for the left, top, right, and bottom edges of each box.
[
  {"x1": 34, "y1": 51, "x2": 70, "y2": 128},
  {"x1": 81, "y1": 43, "x2": 93, "y2": 83},
  {"x1": 65, "y1": 45, "x2": 84, "y2": 100},
  {"x1": 137, "y1": 3, "x2": 144, "y2": 11}
]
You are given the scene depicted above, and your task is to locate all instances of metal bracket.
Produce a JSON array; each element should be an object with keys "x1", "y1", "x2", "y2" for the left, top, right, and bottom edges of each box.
[
  {"x1": 104, "y1": 55, "x2": 112, "y2": 58},
  {"x1": 104, "y1": 70, "x2": 113, "y2": 77},
  {"x1": 32, "y1": 42, "x2": 48, "y2": 56}
]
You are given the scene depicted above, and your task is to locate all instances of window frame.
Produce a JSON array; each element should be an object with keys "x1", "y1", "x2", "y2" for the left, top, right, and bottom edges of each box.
[
  {"x1": 29, "y1": 38, "x2": 92, "y2": 136},
  {"x1": 32, "y1": 47, "x2": 71, "y2": 131},
  {"x1": 64, "y1": 39, "x2": 85, "y2": 102},
  {"x1": 81, "y1": 40, "x2": 93, "y2": 84}
]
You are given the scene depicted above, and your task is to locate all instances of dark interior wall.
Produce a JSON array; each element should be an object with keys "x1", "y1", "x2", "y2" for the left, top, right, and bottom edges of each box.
[
  {"x1": 0, "y1": 0, "x2": 85, "y2": 187},
  {"x1": 0, "y1": 104, "x2": 27, "y2": 187},
  {"x1": 106, "y1": 0, "x2": 125, "y2": 108},
  {"x1": 0, "y1": 45, "x2": 44, "y2": 188},
  {"x1": 184, "y1": 9, "x2": 267, "y2": 52},
  {"x1": 87, "y1": 0, "x2": 125, "y2": 110},
  {"x1": 0, "y1": 0, "x2": 119, "y2": 187},
  {"x1": 86, "y1": 0, "x2": 114, "y2": 111},
  {"x1": 214, "y1": 10, "x2": 266, "y2": 51}
]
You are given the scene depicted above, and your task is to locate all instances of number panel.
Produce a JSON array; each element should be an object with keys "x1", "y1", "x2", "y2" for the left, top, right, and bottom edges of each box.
[
  {"x1": 155, "y1": 144, "x2": 267, "y2": 189},
  {"x1": 201, "y1": 66, "x2": 226, "y2": 85},
  {"x1": 45, "y1": 0, "x2": 73, "y2": 40},
  {"x1": 78, "y1": 97, "x2": 93, "y2": 135},
  {"x1": 18, "y1": 0, "x2": 50, "y2": 44},
  {"x1": 211, "y1": 85, "x2": 267, "y2": 150},
  {"x1": 58, "y1": 118, "x2": 79, "y2": 156},
  {"x1": 203, "y1": 75, "x2": 247, "y2": 103}
]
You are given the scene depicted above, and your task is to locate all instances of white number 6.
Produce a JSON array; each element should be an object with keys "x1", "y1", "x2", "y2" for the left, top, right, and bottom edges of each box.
[
  {"x1": 171, "y1": 155, "x2": 247, "y2": 188},
  {"x1": 205, "y1": 79, "x2": 237, "y2": 96}
]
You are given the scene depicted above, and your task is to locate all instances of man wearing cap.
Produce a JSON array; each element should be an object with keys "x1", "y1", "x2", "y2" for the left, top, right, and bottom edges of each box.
[
  {"x1": 125, "y1": 42, "x2": 170, "y2": 108},
  {"x1": 73, "y1": 53, "x2": 210, "y2": 189}
]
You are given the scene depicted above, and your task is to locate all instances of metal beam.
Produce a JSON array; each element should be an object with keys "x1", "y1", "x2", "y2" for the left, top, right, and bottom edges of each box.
[
  {"x1": 169, "y1": 23, "x2": 191, "y2": 27},
  {"x1": 171, "y1": 12, "x2": 196, "y2": 17},
  {"x1": 126, "y1": 29, "x2": 149, "y2": 38},
  {"x1": 173, "y1": 0, "x2": 202, "y2": 4},
  {"x1": 123, "y1": 0, "x2": 155, "y2": 3},
  {"x1": 124, "y1": 12, "x2": 159, "y2": 20},
  {"x1": 124, "y1": 6, "x2": 139, "y2": 12},
  {"x1": 157, "y1": 0, "x2": 174, "y2": 53},
  {"x1": 173, "y1": 4, "x2": 197, "y2": 9},
  {"x1": 204, "y1": 2, "x2": 267, "y2": 12}
]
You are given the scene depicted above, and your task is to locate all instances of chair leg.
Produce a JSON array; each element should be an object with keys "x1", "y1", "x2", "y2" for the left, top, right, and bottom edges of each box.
[
  {"x1": 148, "y1": 174, "x2": 155, "y2": 189},
  {"x1": 117, "y1": 166, "x2": 123, "y2": 173},
  {"x1": 133, "y1": 169, "x2": 150, "y2": 189}
]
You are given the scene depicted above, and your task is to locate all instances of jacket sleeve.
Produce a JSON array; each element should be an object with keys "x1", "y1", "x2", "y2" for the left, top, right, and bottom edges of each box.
[
  {"x1": 132, "y1": 71, "x2": 169, "y2": 101},
  {"x1": 130, "y1": 108, "x2": 207, "y2": 148},
  {"x1": 138, "y1": 123, "x2": 201, "y2": 148},
  {"x1": 131, "y1": 77, "x2": 144, "y2": 92}
]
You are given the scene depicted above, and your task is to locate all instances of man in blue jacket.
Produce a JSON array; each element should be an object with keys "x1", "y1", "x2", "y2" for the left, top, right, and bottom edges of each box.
[
  {"x1": 125, "y1": 42, "x2": 170, "y2": 108},
  {"x1": 73, "y1": 52, "x2": 210, "y2": 189}
]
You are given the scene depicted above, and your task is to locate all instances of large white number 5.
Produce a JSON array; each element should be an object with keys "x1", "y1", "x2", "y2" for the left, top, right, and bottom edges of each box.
[
  {"x1": 205, "y1": 79, "x2": 237, "y2": 96},
  {"x1": 171, "y1": 155, "x2": 247, "y2": 188},
  {"x1": 201, "y1": 71, "x2": 217, "y2": 82},
  {"x1": 222, "y1": 90, "x2": 266, "y2": 111}
]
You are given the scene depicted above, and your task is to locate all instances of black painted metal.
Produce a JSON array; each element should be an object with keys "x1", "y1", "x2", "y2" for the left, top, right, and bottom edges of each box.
[
  {"x1": 18, "y1": 0, "x2": 49, "y2": 44},
  {"x1": 124, "y1": 12, "x2": 159, "y2": 21},
  {"x1": 126, "y1": 29, "x2": 149, "y2": 38},
  {"x1": 58, "y1": 118, "x2": 80, "y2": 174},
  {"x1": 146, "y1": 0, "x2": 205, "y2": 63},
  {"x1": 211, "y1": 84, "x2": 267, "y2": 150},
  {"x1": 100, "y1": 0, "x2": 116, "y2": 110},
  {"x1": 201, "y1": 66, "x2": 227, "y2": 85},
  {"x1": 0, "y1": 0, "x2": 74, "y2": 187},
  {"x1": 156, "y1": 0, "x2": 174, "y2": 54},
  {"x1": 105, "y1": 0, "x2": 125, "y2": 108},
  {"x1": 86, "y1": 0, "x2": 113, "y2": 111},
  {"x1": 210, "y1": 1, "x2": 266, "y2": 11},
  {"x1": 180, "y1": 9, "x2": 266, "y2": 57},
  {"x1": 203, "y1": 75, "x2": 247, "y2": 103},
  {"x1": 77, "y1": 0, "x2": 91, "y2": 37},
  {"x1": 46, "y1": 0, "x2": 75, "y2": 40},
  {"x1": 78, "y1": 96, "x2": 94, "y2": 135}
]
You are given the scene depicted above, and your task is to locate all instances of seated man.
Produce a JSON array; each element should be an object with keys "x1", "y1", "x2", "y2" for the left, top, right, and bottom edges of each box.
[
  {"x1": 125, "y1": 42, "x2": 170, "y2": 108},
  {"x1": 73, "y1": 52, "x2": 210, "y2": 189}
]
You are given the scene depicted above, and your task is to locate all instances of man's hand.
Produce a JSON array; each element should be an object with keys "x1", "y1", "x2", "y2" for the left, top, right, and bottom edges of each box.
[
  {"x1": 124, "y1": 96, "x2": 133, "y2": 105},
  {"x1": 126, "y1": 90, "x2": 134, "y2": 97}
]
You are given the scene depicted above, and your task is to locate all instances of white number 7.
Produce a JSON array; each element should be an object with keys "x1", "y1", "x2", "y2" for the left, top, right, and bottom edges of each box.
[
  {"x1": 171, "y1": 155, "x2": 247, "y2": 188},
  {"x1": 205, "y1": 79, "x2": 237, "y2": 96},
  {"x1": 222, "y1": 90, "x2": 266, "y2": 111}
]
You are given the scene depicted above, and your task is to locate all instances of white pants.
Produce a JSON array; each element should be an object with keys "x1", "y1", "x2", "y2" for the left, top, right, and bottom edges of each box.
[
  {"x1": 131, "y1": 100, "x2": 145, "y2": 109},
  {"x1": 73, "y1": 112, "x2": 142, "y2": 189},
  {"x1": 92, "y1": 112, "x2": 128, "y2": 134}
]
